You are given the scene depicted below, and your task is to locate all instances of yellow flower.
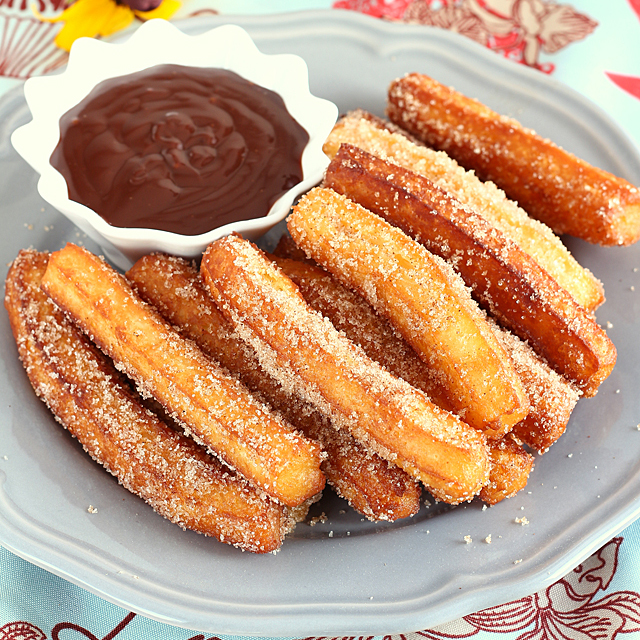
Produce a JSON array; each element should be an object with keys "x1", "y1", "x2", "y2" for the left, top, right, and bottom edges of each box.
[{"x1": 35, "y1": 0, "x2": 180, "y2": 52}]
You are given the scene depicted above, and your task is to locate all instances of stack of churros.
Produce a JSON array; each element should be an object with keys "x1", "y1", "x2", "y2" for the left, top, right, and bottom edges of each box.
[
  {"x1": 201, "y1": 234, "x2": 491, "y2": 505},
  {"x1": 387, "y1": 73, "x2": 640, "y2": 246},
  {"x1": 5, "y1": 250, "x2": 308, "y2": 553},
  {"x1": 322, "y1": 109, "x2": 605, "y2": 311},
  {"x1": 41, "y1": 243, "x2": 326, "y2": 510},
  {"x1": 126, "y1": 252, "x2": 422, "y2": 522},
  {"x1": 5, "y1": 71, "x2": 635, "y2": 553},
  {"x1": 270, "y1": 249, "x2": 537, "y2": 503},
  {"x1": 322, "y1": 143, "x2": 616, "y2": 397}
]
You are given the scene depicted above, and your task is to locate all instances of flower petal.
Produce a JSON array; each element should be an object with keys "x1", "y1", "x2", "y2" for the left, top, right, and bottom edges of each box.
[
  {"x1": 57, "y1": 0, "x2": 114, "y2": 23},
  {"x1": 55, "y1": 14, "x2": 111, "y2": 51},
  {"x1": 99, "y1": 4, "x2": 135, "y2": 36}
]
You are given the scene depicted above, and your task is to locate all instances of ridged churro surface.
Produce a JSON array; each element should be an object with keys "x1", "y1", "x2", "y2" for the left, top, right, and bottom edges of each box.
[
  {"x1": 41, "y1": 243, "x2": 325, "y2": 507},
  {"x1": 324, "y1": 144, "x2": 615, "y2": 397},
  {"x1": 4, "y1": 249, "x2": 297, "y2": 553},
  {"x1": 387, "y1": 73, "x2": 640, "y2": 247},
  {"x1": 323, "y1": 110, "x2": 604, "y2": 311},
  {"x1": 201, "y1": 234, "x2": 491, "y2": 504},
  {"x1": 127, "y1": 253, "x2": 421, "y2": 521},
  {"x1": 288, "y1": 187, "x2": 529, "y2": 435},
  {"x1": 274, "y1": 249, "x2": 578, "y2": 456},
  {"x1": 491, "y1": 324, "x2": 580, "y2": 453},
  {"x1": 479, "y1": 434, "x2": 535, "y2": 506},
  {"x1": 273, "y1": 252, "x2": 540, "y2": 501}
]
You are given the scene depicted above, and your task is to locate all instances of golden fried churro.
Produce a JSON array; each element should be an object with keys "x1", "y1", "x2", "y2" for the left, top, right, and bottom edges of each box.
[
  {"x1": 5, "y1": 249, "x2": 301, "y2": 553},
  {"x1": 287, "y1": 187, "x2": 529, "y2": 437},
  {"x1": 324, "y1": 144, "x2": 615, "y2": 397},
  {"x1": 387, "y1": 73, "x2": 640, "y2": 246},
  {"x1": 323, "y1": 110, "x2": 604, "y2": 311},
  {"x1": 40, "y1": 243, "x2": 325, "y2": 508},
  {"x1": 201, "y1": 234, "x2": 491, "y2": 504},
  {"x1": 314, "y1": 427, "x2": 422, "y2": 519},
  {"x1": 272, "y1": 253, "x2": 540, "y2": 500},
  {"x1": 479, "y1": 435, "x2": 535, "y2": 506},
  {"x1": 272, "y1": 251, "x2": 579, "y2": 456},
  {"x1": 493, "y1": 324, "x2": 579, "y2": 454},
  {"x1": 270, "y1": 253, "x2": 456, "y2": 414},
  {"x1": 127, "y1": 253, "x2": 421, "y2": 521}
]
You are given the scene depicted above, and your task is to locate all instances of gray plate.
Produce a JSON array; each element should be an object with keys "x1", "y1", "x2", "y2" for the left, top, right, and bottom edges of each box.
[{"x1": 1, "y1": 10, "x2": 640, "y2": 638}]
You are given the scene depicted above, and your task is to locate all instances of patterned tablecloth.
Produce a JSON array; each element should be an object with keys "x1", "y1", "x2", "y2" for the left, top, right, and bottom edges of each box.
[{"x1": 1, "y1": 1, "x2": 639, "y2": 639}]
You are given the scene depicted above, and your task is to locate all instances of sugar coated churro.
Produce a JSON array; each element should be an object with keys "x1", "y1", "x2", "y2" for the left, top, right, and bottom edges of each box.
[
  {"x1": 273, "y1": 248, "x2": 577, "y2": 453},
  {"x1": 5, "y1": 249, "x2": 301, "y2": 553},
  {"x1": 40, "y1": 243, "x2": 325, "y2": 508},
  {"x1": 288, "y1": 187, "x2": 530, "y2": 436},
  {"x1": 127, "y1": 253, "x2": 421, "y2": 521},
  {"x1": 272, "y1": 252, "x2": 538, "y2": 500},
  {"x1": 323, "y1": 109, "x2": 604, "y2": 311},
  {"x1": 324, "y1": 143, "x2": 616, "y2": 397},
  {"x1": 387, "y1": 73, "x2": 640, "y2": 246},
  {"x1": 201, "y1": 234, "x2": 491, "y2": 505},
  {"x1": 479, "y1": 434, "x2": 535, "y2": 505}
]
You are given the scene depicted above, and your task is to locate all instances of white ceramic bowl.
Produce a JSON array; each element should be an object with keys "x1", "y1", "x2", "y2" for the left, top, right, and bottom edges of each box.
[{"x1": 11, "y1": 19, "x2": 338, "y2": 269}]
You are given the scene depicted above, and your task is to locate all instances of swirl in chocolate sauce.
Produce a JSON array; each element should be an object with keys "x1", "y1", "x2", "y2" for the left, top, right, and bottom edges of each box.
[{"x1": 51, "y1": 65, "x2": 309, "y2": 236}]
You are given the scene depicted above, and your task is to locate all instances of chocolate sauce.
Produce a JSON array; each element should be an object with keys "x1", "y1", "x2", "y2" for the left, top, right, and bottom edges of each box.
[{"x1": 51, "y1": 65, "x2": 309, "y2": 235}]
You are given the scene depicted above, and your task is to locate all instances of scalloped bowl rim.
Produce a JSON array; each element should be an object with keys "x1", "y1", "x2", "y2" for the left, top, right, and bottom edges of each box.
[{"x1": 10, "y1": 19, "x2": 338, "y2": 266}]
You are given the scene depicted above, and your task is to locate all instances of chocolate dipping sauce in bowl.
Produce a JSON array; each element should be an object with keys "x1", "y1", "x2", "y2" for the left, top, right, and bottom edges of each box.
[{"x1": 11, "y1": 19, "x2": 338, "y2": 269}]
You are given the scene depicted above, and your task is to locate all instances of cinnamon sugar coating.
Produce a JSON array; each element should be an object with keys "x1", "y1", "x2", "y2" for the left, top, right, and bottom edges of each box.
[
  {"x1": 324, "y1": 144, "x2": 615, "y2": 397},
  {"x1": 323, "y1": 109, "x2": 604, "y2": 312},
  {"x1": 270, "y1": 252, "x2": 456, "y2": 415},
  {"x1": 40, "y1": 243, "x2": 325, "y2": 508},
  {"x1": 201, "y1": 234, "x2": 491, "y2": 505},
  {"x1": 288, "y1": 187, "x2": 529, "y2": 436},
  {"x1": 479, "y1": 434, "x2": 534, "y2": 505},
  {"x1": 4, "y1": 249, "x2": 299, "y2": 553},
  {"x1": 127, "y1": 253, "x2": 421, "y2": 522},
  {"x1": 492, "y1": 323, "x2": 579, "y2": 453},
  {"x1": 387, "y1": 73, "x2": 640, "y2": 247},
  {"x1": 272, "y1": 252, "x2": 538, "y2": 501}
]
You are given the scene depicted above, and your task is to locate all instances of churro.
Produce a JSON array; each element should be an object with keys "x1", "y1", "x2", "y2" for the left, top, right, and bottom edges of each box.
[
  {"x1": 272, "y1": 250, "x2": 578, "y2": 455},
  {"x1": 493, "y1": 324, "x2": 580, "y2": 454},
  {"x1": 323, "y1": 109, "x2": 604, "y2": 311},
  {"x1": 40, "y1": 243, "x2": 325, "y2": 508},
  {"x1": 5, "y1": 249, "x2": 301, "y2": 553},
  {"x1": 387, "y1": 73, "x2": 640, "y2": 246},
  {"x1": 201, "y1": 234, "x2": 491, "y2": 505},
  {"x1": 272, "y1": 252, "x2": 538, "y2": 499},
  {"x1": 127, "y1": 253, "x2": 421, "y2": 521},
  {"x1": 324, "y1": 143, "x2": 615, "y2": 397},
  {"x1": 479, "y1": 434, "x2": 535, "y2": 506},
  {"x1": 287, "y1": 187, "x2": 529, "y2": 437}
]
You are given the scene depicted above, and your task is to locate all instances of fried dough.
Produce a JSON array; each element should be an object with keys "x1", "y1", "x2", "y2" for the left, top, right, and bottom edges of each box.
[
  {"x1": 323, "y1": 109, "x2": 604, "y2": 311},
  {"x1": 324, "y1": 143, "x2": 615, "y2": 397},
  {"x1": 387, "y1": 73, "x2": 640, "y2": 246},
  {"x1": 201, "y1": 234, "x2": 491, "y2": 505},
  {"x1": 493, "y1": 324, "x2": 579, "y2": 454},
  {"x1": 287, "y1": 187, "x2": 529, "y2": 437},
  {"x1": 272, "y1": 252, "x2": 539, "y2": 499},
  {"x1": 127, "y1": 253, "x2": 421, "y2": 521},
  {"x1": 40, "y1": 243, "x2": 325, "y2": 508},
  {"x1": 479, "y1": 434, "x2": 535, "y2": 505},
  {"x1": 5, "y1": 249, "x2": 300, "y2": 553},
  {"x1": 272, "y1": 251, "x2": 578, "y2": 456}
]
